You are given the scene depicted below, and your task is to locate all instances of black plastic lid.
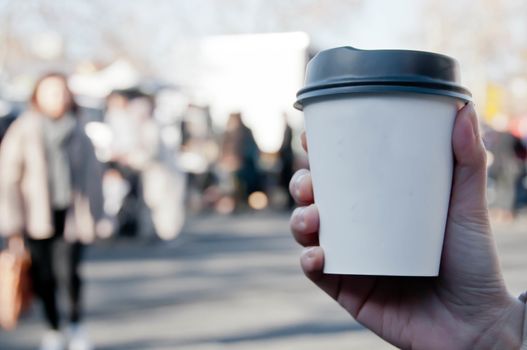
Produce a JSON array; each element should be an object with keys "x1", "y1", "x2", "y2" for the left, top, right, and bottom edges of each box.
[{"x1": 294, "y1": 46, "x2": 472, "y2": 110}]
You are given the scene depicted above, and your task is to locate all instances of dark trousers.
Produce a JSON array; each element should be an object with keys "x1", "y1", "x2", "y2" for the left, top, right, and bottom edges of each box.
[{"x1": 26, "y1": 210, "x2": 84, "y2": 330}]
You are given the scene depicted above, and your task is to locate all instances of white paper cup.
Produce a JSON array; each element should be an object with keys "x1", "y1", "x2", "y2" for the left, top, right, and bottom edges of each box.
[
  {"x1": 296, "y1": 46, "x2": 471, "y2": 276},
  {"x1": 304, "y1": 93, "x2": 461, "y2": 276}
]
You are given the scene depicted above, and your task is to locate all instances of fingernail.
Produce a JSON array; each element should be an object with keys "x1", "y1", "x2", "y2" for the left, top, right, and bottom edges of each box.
[
  {"x1": 294, "y1": 207, "x2": 306, "y2": 231},
  {"x1": 294, "y1": 172, "x2": 306, "y2": 198},
  {"x1": 303, "y1": 246, "x2": 317, "y2": 259},
  {"x1": 305, "y1": 204, "x2": 319, "y2": 226}
]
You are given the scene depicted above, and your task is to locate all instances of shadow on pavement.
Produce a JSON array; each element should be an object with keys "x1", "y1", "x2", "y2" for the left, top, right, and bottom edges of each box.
[
  {"x1": 86, "y1": 214, "x2": 294, "y2": 264},
  {"x1": 99, "y1": 320, "x2": 365, "y2": 349}
]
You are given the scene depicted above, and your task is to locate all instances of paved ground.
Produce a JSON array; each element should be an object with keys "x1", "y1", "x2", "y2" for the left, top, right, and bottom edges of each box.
[{"x1": 1, "y1": 212, "x2": 527, "y2": 350}]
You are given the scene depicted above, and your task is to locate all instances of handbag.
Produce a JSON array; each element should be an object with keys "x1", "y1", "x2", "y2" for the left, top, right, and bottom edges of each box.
[{"x1": 0, "y1": 236, "x2": 32, "y2": 331}]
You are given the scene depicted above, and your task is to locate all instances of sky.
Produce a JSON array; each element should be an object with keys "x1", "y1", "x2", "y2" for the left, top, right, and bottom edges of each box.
[
  {"x1": 325, "y1": 0, "x2": 424, "y2": 50},
  {"x1": 1, "y1": 0, "x2": 526, "y2": 119},
  {"x1": 0, "y1": 0, "x2": 426, "y2": 77}
]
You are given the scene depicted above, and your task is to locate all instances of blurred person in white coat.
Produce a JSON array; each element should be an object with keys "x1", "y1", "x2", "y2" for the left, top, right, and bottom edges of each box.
[{"x1": 106, "y1": 91, "x2": 185, "y2": 240}]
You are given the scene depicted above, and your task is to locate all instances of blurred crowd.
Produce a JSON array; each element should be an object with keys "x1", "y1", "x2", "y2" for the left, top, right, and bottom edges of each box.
[
  {"x1": 0, "y1": 73, "x2": 301, "y2": 241},
  {"x1": 2, "y1": 73, "x2": 527, "y2": 239},
  {"x1": 3, "y1": 72, "x2": 527, "y2": 235},
  {"x1": 0, "y1": 72, "x2": 300, "y2": 350}
]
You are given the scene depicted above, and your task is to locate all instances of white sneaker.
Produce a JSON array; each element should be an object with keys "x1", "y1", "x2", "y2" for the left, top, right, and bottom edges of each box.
[
  {"x1": 67, "y1": 324, "x2": 93, "y2": 350},
  {"x1": 40, "y1": 330, "x2": 66, "y2": 350}
]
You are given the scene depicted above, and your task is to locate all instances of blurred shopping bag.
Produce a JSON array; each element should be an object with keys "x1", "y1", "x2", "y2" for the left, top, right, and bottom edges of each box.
[
  {"x1": 0, "y1": 236, "x2": 32, "y2": 331},
  {"x1": 142, "y1": 164, "x2": 186, "y2": 240}
]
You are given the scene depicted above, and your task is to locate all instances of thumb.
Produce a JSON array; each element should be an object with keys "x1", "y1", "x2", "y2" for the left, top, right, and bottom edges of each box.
[{"x1": 449, "y1": 102, "x2": 489, "y2": 220}]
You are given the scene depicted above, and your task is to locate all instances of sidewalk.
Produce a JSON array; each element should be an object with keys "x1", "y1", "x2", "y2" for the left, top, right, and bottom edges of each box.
[{"x1": 1, "y1": 213, "x2": 525, "y2": 350}]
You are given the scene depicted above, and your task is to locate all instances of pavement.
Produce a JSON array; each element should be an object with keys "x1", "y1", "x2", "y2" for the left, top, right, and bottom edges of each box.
[{"x1": 1, "y1": 212, "x2": 527, "y2": 350}]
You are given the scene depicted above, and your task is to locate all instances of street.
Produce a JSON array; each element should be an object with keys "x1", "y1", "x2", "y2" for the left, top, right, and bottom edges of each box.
[{"x1": 1, "y1": 212, "x2": 527, "y2": 350}]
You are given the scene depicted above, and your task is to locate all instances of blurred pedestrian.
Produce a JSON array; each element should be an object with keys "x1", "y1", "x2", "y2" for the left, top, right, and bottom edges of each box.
[
  {"x1": 180, "y1": 104, "x2": 218, "y2": 212},
  {"x1": 278, "y1": 113, "x2": 295, "y2": 209},
  {"x1": 124, "y1": 94, "x2": 186, "y2": 240},
  {"x1": 485, "y1": 116, "x2": 527, "y2": 221},
  {"x1": 104, "y1": 89, "x2": 142, "y2": 237},
  {"x1": 219, "y1": 112, "x2": 261, "y2": 210},
  {"x1": 0, "y1": 73, "x2": 106, "y2": 350},
  {"x1": 104, "y1": 90, "x2": 185, "y2": 239},
  {"x1": 105, "y1": 89, "x2": 141, "y2": 164}
]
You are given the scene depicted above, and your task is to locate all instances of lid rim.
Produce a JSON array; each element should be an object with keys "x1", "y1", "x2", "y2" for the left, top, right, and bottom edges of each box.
[
  {"x1": 294, "y1": 84, "x2": 472, "y2": 110},
  {"x1": 298, "y1": 79, "x2": 471, "y2": 97}
]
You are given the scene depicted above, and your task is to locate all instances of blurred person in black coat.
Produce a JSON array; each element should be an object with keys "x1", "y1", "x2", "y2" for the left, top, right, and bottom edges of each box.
[
  {"x1": 220, "y1": 112, "x2": 261, "y2": 209},
  {"x1": 278, "y1": 113, "x2": 295, "y2": 209},
  {"x1": 485, "y1": 116, "x2": 527, "y2": 221}
]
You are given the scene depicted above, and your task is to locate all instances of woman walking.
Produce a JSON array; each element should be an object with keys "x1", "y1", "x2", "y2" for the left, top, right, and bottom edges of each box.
[{"x1": 0, "y1": 73, "x2": 105, "y2": 350}]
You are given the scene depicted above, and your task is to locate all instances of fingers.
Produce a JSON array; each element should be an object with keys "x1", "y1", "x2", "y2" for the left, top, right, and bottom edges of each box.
[
  {"x1": 301, "y1": 131, "x2": 308, "y2": 152},
  {"x1": 289, "y1": 169, "x2": 314, "y2": 205},
  {"x1": 301, "y1": 247, "x2": 342, "y2": 300},
  {"x1": 300, "y1": 247, "x2": 379, "y2": 320},
  {"x1": 290, "y1": 204, "x2": 319, "y2": 246},
  {"x1": 450, "y1": 102, "x2": 488, "y2": 217},
  {"x1": 452, "y1": 102, "x2": 486, "y2": 170}
]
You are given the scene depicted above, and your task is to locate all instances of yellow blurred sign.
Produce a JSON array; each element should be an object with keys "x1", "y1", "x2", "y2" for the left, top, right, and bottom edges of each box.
[{"x1": 484, "y1": 83, "x2": 503, "y2": 122}]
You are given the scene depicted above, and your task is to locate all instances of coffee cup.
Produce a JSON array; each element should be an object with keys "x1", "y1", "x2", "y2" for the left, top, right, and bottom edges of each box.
[{"x1": 294, "y1": 47, "x2": 471, "y2": 276}]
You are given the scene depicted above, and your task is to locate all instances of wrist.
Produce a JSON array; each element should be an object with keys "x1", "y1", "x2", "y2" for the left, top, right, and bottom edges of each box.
[{"x1": 473, "y1": 296, "x2": 525, "y2": 349}]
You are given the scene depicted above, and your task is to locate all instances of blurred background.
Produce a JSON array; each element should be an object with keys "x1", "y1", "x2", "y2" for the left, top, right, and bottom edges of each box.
[{"x1": 1, "y1": 0, "x2": 527, "y2": 349}]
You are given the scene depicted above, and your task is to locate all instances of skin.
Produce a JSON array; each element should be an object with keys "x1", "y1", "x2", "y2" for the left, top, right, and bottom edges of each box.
[
  {"x1": 289, "y1": 103, "x2": 525, "y2": 349},
  {"x1": 35, "y1": 77, "x2": 71, "y2": 120}
]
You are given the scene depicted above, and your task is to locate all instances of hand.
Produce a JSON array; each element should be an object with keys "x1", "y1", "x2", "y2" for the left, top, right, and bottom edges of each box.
[{"x1": 289, "y1": 103, "x2": 525, "y2": 349}]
